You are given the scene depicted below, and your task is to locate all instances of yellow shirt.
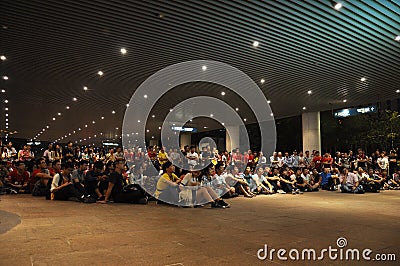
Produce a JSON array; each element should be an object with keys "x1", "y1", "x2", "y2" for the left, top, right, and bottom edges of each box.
[
  {"x1": 154, "y1": 172, "x2": 179, "y2": 199},
  {"x1": 158, "y1": 151, "x2": 168, "y2": 165}
]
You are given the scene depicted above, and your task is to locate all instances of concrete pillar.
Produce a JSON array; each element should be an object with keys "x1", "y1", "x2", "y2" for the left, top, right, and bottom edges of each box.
[
  {"x1": 226, "y1": 126, "x2": 240, "y2": 152},
  {"x1": 180, "y1": 133, "x2": 191, "y2": 150},
  {"x1": 302, "y1": 112, "x2": 321, "y2": 153}
]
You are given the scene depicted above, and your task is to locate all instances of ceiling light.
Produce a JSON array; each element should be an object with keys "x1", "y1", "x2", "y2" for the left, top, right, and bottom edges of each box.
[
  {"x1": 396, "y1": 89, "x2": 400, "y2": 93},
  {"x1": 270, "y1": 113, "x2": 274, "y2": 117},
  {"x1": 235, "y1": 107, "x2": 239, "y2": 111},
  {"x1": 126, "y1": 104, "x2": 129, "y2": 107},
  {"x1": 5, "y1": 118, "x2": 8, "y2": 121},
  {"x1": 5, "y1": 113, "x2": 7, "y2": 117},
  {"x1": 112, "y1": 110, "x2": 116, "y2": 114},
  {"x1": 5, "y1": 108, "x2": 8, "y2": 111},
  {"x1": 146, "y1": 129, "x2": 149, "y2": 132},
  {"x1": 2, "y1": 76, "x2": 8, "y2": 80},
  {"x1": 52, "y1": 117, "x2": 56, "y2": 120},
  {"x1": 66, "y1": 106, "x2": 70, "y2": 109},
  {"x1": 101, "y1": 116, "x2": 105, "y2": 119},
  {"x1": 85, "y1": 124, "x2": 88, "y2": 127},
  {"x1": 221, "y1": 92, "x2": 226, "y2": 96},
  {"x1": 116, "y1": 127, "x2": 119, "y2": 130},
  {"x1": 92, "y1": 121, "x2": 95, "y2": 124},
  {"x1": 204, "y1": 126, "x2": 208, "y2": 129},
  {"x1": 138, "y1": 120, "x2": 141, "y2": 123},
  {"x1": 169, "y1": 109, "x2": 173, "y2": 112},
  {"x1": 57, "y1": 112, "x2": 61, "y2": 116},
  {"x1": 360, "y1": 77, "x2": 366, "y2": 82},
  {"x1": 0, "y1": 55, "x2": 6, "y2": 60},
  {"x1": 260, "y1": 79, "x2": 265, "y2": 84},
  {"x1": 144, "y1": 94, "x2": 148, "y2": 99},
  {"x1": 202, "y1": 65, "x2": 207, "y2": 71},
  {"x1": 331, "y1": 1, "x2": 342, "y2": 10},
  {"x1": 73, "y1": 97, "x2": 77, "y2": 101},
  {"x1": 303, "y1": 107, "x2": 307, "y2": 110},
  {"x1": 158, "y1": 126, "x2": 161, "y2": 130},
  {"x1": 267, "y1": 100, "x2": 271, "y2": 104},
  {"x1": 97, "y1": 71, "x2": 103, "y2": 76},
  {"x1": 4, "y1": 100, "x2": 8, "y2": 103},
  {"x1": 395, "y1": 36, "x2": 400, "y2": 41},
  {"x1": 46, "y1": 126, "x2": 49, "y2": 128},
  {"x1": 120, "y1": 48, "x2": 127, "y2": 54},
  {"x1": 152, "y1": 115, "x2": 155, "y2": 118},
  {"x1": 307, "y1": 90, "x2": 312, "y2": 95},
  {"x1": 343, "y1": 99, "x2": 347, "y2": 103},
  {"x1": 210, "y1": 114, "x2": 214, "y2": 117},
  {"x1": 1, "y1": 89, "x2": 5, "y2": 93},
  {"x1": 244, "y1": 118, "x2": 247, "y2": 122},
  {"x1": 253, "y1": 41, "x2": 259, "y2": 47},
  {"x1": 78, "y1": 128, "x2": 81, "y2": 130},
  {"x1": 190, "y1": 119, "x2": 193, "y2": 122},
  {"x1": 83, "y1": 86, "x2": 88, "y2": 91}
]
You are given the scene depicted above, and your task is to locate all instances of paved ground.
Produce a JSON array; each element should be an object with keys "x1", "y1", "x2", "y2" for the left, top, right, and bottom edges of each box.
[{"x1": 0, "y1": 191, "x2": 399, "y2": 266}]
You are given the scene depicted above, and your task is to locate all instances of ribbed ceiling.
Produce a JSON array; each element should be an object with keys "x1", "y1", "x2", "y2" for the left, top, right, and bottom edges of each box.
[{"x1": 0, "y1": 0, "x2": 399, "y2": 143}]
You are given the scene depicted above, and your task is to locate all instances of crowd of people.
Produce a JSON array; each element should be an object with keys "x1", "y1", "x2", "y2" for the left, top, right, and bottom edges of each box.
[{"x1": 1, "y1": 141, "x2": 399, "y2": 208}]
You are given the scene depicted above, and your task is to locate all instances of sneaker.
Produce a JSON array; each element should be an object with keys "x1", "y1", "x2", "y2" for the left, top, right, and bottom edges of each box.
[
  {"x1": 211, "y1": 202, "x2": 223, "y2": 208},
  {"x1": 10, "y1": 189, "x2": 18, "y2": 194},
  {"x1": 278, "y1": 189, "x2": 286, "y2": 194},
  {"x1": 219, "y1": 200, "x2": 230, "y2": 208},
  {"x1": 137, "y1": 197, "x2": 148, "y2": 204},
  {"x1": 82, "y1": 196, "x2": 96, "y2": 203},
  {"x1": 296, "y1": 189, "x2": 303, "y2": 194},
  {"x1": 292, "y1": 189, "x2": 296, "y2": 195}
]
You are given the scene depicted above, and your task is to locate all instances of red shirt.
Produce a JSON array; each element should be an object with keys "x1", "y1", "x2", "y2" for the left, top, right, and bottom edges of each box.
[
  {"x1": 8, "y1": 170, "x2": 30, "y2": 185},
  {"x1": 312, "y1": 156, "x2": 323, "y2": 170},
  {"x1": 322, "y1": 157, "x2": 333, "y2": 167}
]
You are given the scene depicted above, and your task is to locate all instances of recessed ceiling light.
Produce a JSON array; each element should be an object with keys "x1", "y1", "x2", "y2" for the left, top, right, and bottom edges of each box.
[
  {"x1": 52, "y1": 117, "x2": 56, "y2": 120},
  {"x1": 270, "y1": 113, "x2": 274, "y2": 116},
  {"x1": 2, "y1": 76, "x2": 8, "y2": 80},
  {"x1": 4, "y1": 100, "x2": 8, "y2": 103},
  {"x1": 85, "y1": 124, "x2": 88, "y2": 127},
  {"x1": 253, "y1": 41, "x2": 259, "y2": 47},
  {"x1": 66, "y1": 106, "x2": 70, "y2": 109},
  {"x1": 244, "y1": 118, "x2": 247, "y2": 122},
  {"x1": 235, "y1": 107, "x2": 239, "y2": 111},
  {"x1": 146, "y1": 129, "x2": 150, "y2": 132},
  {"x1": 152, "y1": 115, "x2": 155, "y2": 118},
  {"x1": 116, "y1": 127, "x2": 119, "y2": 130},
  {"x1": 267, "y1": 100, "x2": 271, "y2": 104},
  {"x1": 202, "y1": 65, "x2": 207, "y2": 71},
  {"x1": 343, "y1": 99, "x2": 347, "y2": 103},
  {"x1": 302, "y1": 106, "x2": 307, "y2": 110},
  {"x1": 1, "y1": 89, "x2": 5, "y2": 93},
  {"x1": 190, "y1": 119, "x2": 193, "y2": 122},
  {"x1": 46, "y1": 126, "x2": 49, "y2": 128},
  {"x1": 97, "y1": 71, "x2": 103, "y2": 76},
  {"x1": 5, "y1": 107, "x2": 8, "y2": 110},
  {"x1": 332, "y1": 1, "x2": 342, "y2": 10},
  {"x1": 101, "y1": 116, "x2": 105, "y2": 119},
  {"x1": 307, "y1": 90, "x2": 312, "y2": 95},
  {"x1": 126, "y1": 104, "x2": 129, "y2": 107},
  {"x1": 92, "y1": 121, "x2": 95, "y2": 124},
  {"x1": 169, "y1": 109, "x2": 173, "y2": 112},
  {"x1": 260, "y1": 78, "x2": 265, "y2": 84},
  {"x1": 138, "y1": 120, "x2": 141, "y2": 123},
  {"x1": 120, "y1": 48, "x2": 127, "y2": 54},
  {"x1": 0, "y1": 55, "x2": 6, "y2": 60},
  {"x1": 83, "y1": 86, "x2": 88, "y2": 91},
  {"x1": 221, "y1": 92, "x2": 226, "y2": 96},
  {"x1": 111, "y1": 110, "x2": 116, "y2": 114},
  {"x1": 5, "y1": 118, "x2": 8, "y2": 121},
  {"x1": 158, "y1": 126, "x2": 161, "y2": 130},
  {"x1": 57, "y1": 112, "x2": 61, "y2": 116},
  {"x1": 144, "y1": 94, "x2": 148, "y2": 99},
  {"x1": 396, "y1": 89, "x2": 400, "y2": 93},
  {"x1": 360, "y1": 77, "x2": 366, "y2": 82},
  {"x1": 395, "y1": 36, "x2": 400, "y2": 41},
  {"x1": 73, "y1": 97, "x2": 77, "y2": 101},
  {"x1": 210, "y1": 114, "x2": 214, "y2": 117},
  {"x1": 78, "y1": 128, "x2": 81, "y2": 130},
  {"x1": 204, "y1": 126, "x2": 208, "y2": 129}
]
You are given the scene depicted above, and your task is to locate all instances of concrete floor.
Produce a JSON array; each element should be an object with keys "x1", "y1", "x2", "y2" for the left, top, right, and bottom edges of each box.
[{"x1": 0, "y1": 191, "x2": 399, "y2": 266}]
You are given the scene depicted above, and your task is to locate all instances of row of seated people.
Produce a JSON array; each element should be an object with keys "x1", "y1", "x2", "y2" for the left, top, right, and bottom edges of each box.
[{"x1": 1, "y1": 157, "x2": 399, "y2": 207}]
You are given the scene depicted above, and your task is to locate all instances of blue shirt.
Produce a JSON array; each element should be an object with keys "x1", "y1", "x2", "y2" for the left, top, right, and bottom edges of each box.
[{"x1": 320, "y1": 172, "x2": 332, "y2": 185}]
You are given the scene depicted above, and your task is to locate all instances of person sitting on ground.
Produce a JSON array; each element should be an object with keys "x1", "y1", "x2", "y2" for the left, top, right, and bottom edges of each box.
[
  {"x1": 199, "y1": 163, "x2": 230, "y2": 208},
  {"x1": 5, "y1": 161, "x2": 30, "y2": 194},
  {"x1": 302, "y1": 168, "x2": 319, "y2": 191},
  {"x1": 98, "y1": 158, "x2": 147, "y2": 204},
  {"x1": 359, "y1": 168, "x2": 381, "y2": 193},
  {"x1": 292, "y1": 168, "x2": 308, "y2": 193},
  {"x1": 50, "y1": 162, "x2": 95, "y2": 202},
  {"x1": 319, "y1": 167, "x2": 336, "y2": 191},
  {"x1": 279, "y1": 169, "x2": 298, "y2": 194},
  {"x1": 154, "y1": 161, "x2": 181, "y2": 204},
  {"x1": 251, "y1": 167, "x2": 273, "y2": 194},
  {"x1": 339, "y1": 168, "x2": 364, "y2": 194},
  {"x1": 85, "y1": 161, "x2": 108, "y2": 200},
  {"x1": 31, "y1": 158, "x2": 54, "y2": 195},
  {"x1": 212, "y1": 163, "x2": 237, "y2": 198},
  {"x1": 225, "y1": 166, "x2": 254, "y2": 198},
  {"x1": 265, "y1": 167, "x2": 285, "y2": 194}
]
